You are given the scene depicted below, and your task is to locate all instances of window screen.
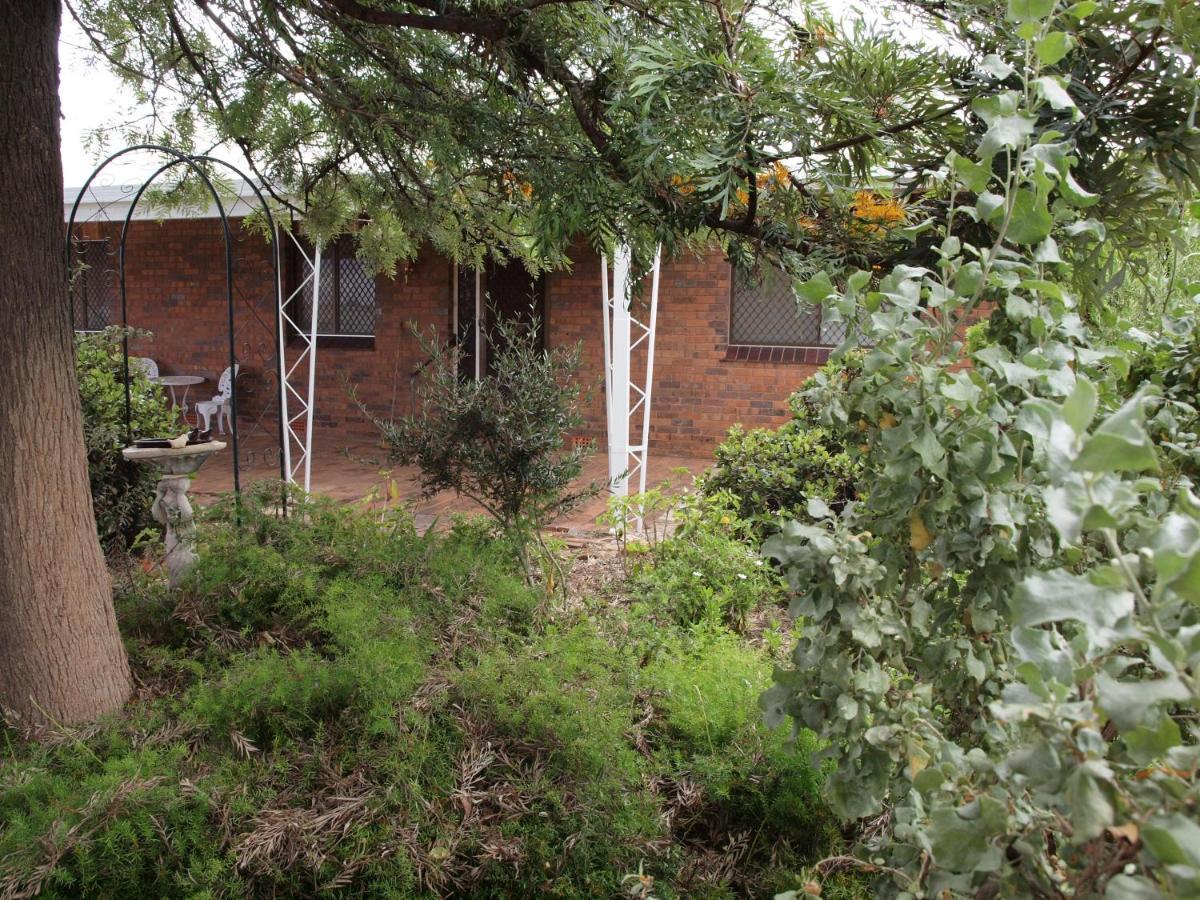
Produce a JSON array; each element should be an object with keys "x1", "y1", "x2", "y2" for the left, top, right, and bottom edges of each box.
[
  {"x1": 71, "y1": 238, "x2": 115, "y2": 332},
  {"x1": 294, "y1": 238, "x2": 377, "y2": 337},
  {"x1": 730, "y1": 263, "x2": 846, "y2": 347}
]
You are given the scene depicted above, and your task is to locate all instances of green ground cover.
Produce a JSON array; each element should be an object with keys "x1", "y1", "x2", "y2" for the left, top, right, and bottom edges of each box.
[{"x1": 0, "y1": 488, "x2": 860, "y2": 899}]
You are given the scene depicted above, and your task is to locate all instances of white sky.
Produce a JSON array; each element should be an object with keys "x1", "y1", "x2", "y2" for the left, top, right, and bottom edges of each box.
[
  {"x1": 60, "y1": 16, "x2": 154, "y2": 187},
  {"x1": 59, "y1": 14, "x2": 256, "y2": 189}
]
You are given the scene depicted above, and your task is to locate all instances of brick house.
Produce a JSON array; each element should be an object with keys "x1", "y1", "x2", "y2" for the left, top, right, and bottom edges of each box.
[{"x1": 65, "y1": 186, "x2": 840, "y2": 456}]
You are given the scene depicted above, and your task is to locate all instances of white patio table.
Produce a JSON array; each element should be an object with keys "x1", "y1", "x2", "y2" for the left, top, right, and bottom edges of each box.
[{"x1": 155, "y1": 374, "x2": 206, "y2": 423}]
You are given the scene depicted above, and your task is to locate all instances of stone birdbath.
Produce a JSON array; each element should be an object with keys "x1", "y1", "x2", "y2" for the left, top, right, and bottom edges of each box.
[{"x1": 122, "y1": 441, "x2": 226, "y2": 587}]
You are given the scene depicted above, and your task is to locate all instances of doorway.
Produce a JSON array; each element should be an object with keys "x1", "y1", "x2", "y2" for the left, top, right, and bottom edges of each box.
[{"x1": 453, "y1": 260, "x2": 546, "y2": 380}]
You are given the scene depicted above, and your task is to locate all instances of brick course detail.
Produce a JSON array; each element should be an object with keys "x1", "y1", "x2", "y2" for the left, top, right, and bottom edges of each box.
[{"x1": 75, "y1": 221, "x2": 821, "y2": 454}]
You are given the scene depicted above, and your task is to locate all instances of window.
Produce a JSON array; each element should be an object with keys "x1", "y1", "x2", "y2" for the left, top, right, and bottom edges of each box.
[
  {"x1": 70, "y1": 238, "x2": 115, "y2": 332},
  {"x1": 729, "y1": 263, "x2": 845, "y2": 347},
  {"x1": 292, "y1": 238, "x2": 377, "y2": 338}
]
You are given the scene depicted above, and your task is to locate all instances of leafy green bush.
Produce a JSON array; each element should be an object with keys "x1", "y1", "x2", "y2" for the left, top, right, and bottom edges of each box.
[
  {"x1": 704, "y1": 419, "x2": 859, "y2": 528},
  {"x1": 761, "y1": 10, "x2": 1200, "y2": 896},
  {"x1": 629, "y1": 492, "x2": 787, "y2": 630},
  {"x1": 76, "y1": 328, "x2": 176, "y2": 553},
  {"x1": 703, "y1": 357, "x2": 861, "y2": 532},
  {"x1": 364, "y1": 315, "x2": 594, "y2": 577},
  {"x1": 1122, "y1": 309, "x2": 1200, "y2": 482}
]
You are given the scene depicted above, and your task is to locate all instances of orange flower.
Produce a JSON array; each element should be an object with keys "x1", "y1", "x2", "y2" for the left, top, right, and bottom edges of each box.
[
  {"x1": 670, "y1": 174, "x2": 696, "y2": 196},
  {"x1": 851, "y1": 190, "x2": 907, "y2": 226}
]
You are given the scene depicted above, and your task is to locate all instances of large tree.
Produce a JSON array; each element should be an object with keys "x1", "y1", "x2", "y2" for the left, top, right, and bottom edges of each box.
[
  {"x1": 70, "y1": 0, "x2": 1198, "y2": 300},
  {"x1": 0, "y1": 0, "x2": 131, "y2": 725}
]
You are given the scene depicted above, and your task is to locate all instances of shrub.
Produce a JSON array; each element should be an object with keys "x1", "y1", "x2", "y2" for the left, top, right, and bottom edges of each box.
[
  {"x1": 76, "y1": 328, "x2": 177, "y2": 554},
  {"x1": 1123, "y1": 308, "x2": 1200, "y2": 482},
  {"x1": 704, "y1": 420, "x2": 859, "y2": 528},
  {"x1": 1, "y1": 490, "x2": 850, "y2": 898},
  {"x1": 761, "y1": 13, "x2": 1200, "y2": 896},
  {"x1": 629, "y1": 492, "x2": 786, "y2": 630},
  {"x1": 186, "y1": 647, "x2": 362, "y2": 749},
  {"x1": 643, "y1": 630, "x2": 833, "y2": 855},
  {"x1": 703, "y1": 357, "x2": 861, "y2": 532},
  {"x1": 363, "y1": 315, "x2": 594, "y2": 577},
  {"x1": 457, "y1": 621, "x2": 645, "y2": 784}
]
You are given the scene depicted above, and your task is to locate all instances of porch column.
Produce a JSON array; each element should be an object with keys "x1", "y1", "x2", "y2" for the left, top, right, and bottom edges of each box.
[{"x1": 601, "y1": 245, "x2": 661, "y2": 527}]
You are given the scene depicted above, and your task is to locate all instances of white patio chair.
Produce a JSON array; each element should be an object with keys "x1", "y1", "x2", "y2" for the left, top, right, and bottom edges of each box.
[
  {"x1": 195, "y1": 364, "x2": 240, "y2": 434},
  {"x1": 131, "y1": 357, "x2": 159, "y2": 379}
]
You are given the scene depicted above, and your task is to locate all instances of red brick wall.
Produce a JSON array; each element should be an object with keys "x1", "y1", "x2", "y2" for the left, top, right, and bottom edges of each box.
[
  {"x1": 73, "y1": 218, "x2": 282, "y2": 428},
  {"x1": 72, "y1": 218, "x2": 448, "y2": 449},
  {"x1": 79, "y1": 219, "x2": 816, "y2": 455},
  {"x1": 547, "y1": 243, "x2": 819, "y2": 454},
  {"x1": 291, "y1": 249, "x2": 450, "y2": 438}
]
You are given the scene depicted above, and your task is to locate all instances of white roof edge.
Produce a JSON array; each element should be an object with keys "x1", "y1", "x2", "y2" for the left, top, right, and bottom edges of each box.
[{"x1": 64, "y1": 178, "x2": 295, "y2": 223}]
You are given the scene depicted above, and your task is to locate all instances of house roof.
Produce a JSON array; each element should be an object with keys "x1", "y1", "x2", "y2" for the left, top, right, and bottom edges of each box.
[{"x1": 64, "y1": 179, "x2": 284, "y2": 223}]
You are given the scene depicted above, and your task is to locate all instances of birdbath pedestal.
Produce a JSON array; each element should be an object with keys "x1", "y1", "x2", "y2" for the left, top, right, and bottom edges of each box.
[{"x1": 122, "y1": 441, "x2": 226, "y2": 587}]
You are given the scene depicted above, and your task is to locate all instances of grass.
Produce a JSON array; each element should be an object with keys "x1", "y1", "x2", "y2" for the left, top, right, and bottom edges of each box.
[{"x1": 0, "y1": 486, "x2": 860, "y2": 898}]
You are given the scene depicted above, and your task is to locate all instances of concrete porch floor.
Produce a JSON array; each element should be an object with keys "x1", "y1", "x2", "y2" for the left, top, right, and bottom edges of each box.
[{"x1": 191, "y1": 430, "x2": 713, "y2": 534}]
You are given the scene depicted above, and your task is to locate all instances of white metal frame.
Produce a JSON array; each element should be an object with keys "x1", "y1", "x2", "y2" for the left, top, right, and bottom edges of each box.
[
  {"x1": 277, "y1": 227, "x2": 324, "y2": 492},
  {"x1": 601, "y1": 244, "x2": 661, "y2": 530}
]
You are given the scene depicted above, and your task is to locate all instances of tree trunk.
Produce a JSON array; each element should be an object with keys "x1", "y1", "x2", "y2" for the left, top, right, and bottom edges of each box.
[{"x1": 0, "y1": 0, "x2": 131, "y2": 725}]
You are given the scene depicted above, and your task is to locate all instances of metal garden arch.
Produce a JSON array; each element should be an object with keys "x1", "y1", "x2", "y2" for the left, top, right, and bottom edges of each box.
[{"x1": 65, "y1": 144, "x2": 289, "y2": 497}]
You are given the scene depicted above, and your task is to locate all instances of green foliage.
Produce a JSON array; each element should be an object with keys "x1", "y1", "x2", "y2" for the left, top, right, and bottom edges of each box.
[
  {"x1": 365, "y1": 317, "x2": 593, "y2": 576},
  {"x1": 629, "y1": 493, "x2": 787, "y2": 630},
  {"x1": 645, "y1": 631, "x2": 832, "y2": 857},
  {"x1": 73, "y1": 0, "x2": 1198, "y2": 311},
  {"x1": 1094, "y1": 222, "x2": 1200, "y2": 333},
  {"x1": 186, "y1": 647, "x2": 362, "y2": 749},
  {"x1": 461, "y1": 621, "x2": 644, "y2": 784},
  {"x1": 759, "y1": 6, "x2": 1200, "y2": 896},
  {"x1": 1122, "y1": 309, "x2": 1200, "y2": 483},
  {"x1": 1, "y1": 488, "x2": 847, "y2": 898},
  {"x1": 75, "y1": 328, "x2": 176, "y2": 554},
  {"x1": 703, "y1": 390, "x2": 860, "y2": 532}
]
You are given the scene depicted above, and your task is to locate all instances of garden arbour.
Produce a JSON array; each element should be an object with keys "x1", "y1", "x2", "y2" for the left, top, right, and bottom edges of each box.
[{"x1": 66, "y1": 148, "x2": 288, "y2": 501}]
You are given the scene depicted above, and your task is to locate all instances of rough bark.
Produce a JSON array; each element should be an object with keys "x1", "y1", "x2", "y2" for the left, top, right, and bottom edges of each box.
[{"x1": 0, "y1": 0, "x2": 132, "y2": 725}]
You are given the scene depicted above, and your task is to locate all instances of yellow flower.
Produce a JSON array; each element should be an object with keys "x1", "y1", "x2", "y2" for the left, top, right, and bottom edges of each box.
[
  {"x1": 851, "y1": 190, "x2": 907, "y2": 230},
  {"x1": 735, "y1": 188, "x2": 750, "y2": 207},
  {"x1": 909, "y1": 512, "x2": 933, "y2": 552},
  {"x1": 520, "y1": 182, "x2": 533, "y2": 201}
]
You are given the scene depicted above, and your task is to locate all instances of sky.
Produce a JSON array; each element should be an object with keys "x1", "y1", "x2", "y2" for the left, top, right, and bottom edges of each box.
[
  {"x1": 60, "y1": 16, "x2": 151, "y2": 188},
  {"x1": 59, "y1": 15, "x2": 255, "y2": 190}
]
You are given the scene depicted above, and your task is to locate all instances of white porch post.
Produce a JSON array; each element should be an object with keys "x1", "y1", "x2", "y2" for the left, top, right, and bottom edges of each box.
[
  {"x1": 602, "y1": 246, "x2": 633, "y2": 496},
  {"x1": 278, "y1": 229, "x2": 324, "y2": 493},
  {"x1": 601, "y1": 244, "x2": 661, "y2": 530}
]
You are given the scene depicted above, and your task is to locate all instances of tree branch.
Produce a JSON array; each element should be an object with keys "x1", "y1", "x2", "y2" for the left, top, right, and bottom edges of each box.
[
  {"x1": 316, "y1": 0, "x2": 509, "y2": 39},
  {"x1": 809, "y1": 96, "x2": 973, "y2": 155}
]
